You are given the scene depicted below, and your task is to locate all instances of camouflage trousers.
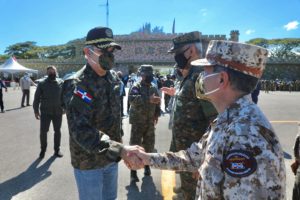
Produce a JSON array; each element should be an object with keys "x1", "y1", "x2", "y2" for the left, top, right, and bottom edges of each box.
[
  {"x1": 175, "y1": 137, "x2": 197, "y2": 200},
  {"x1": 130, "y1": 123, "x2": 155, "y2": 153},
  {"x1": 293, "y1": 169, "x2": 300, "y2": 200}
]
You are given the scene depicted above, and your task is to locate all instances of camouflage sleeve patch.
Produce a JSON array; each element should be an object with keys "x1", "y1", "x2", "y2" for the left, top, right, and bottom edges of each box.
[{"x1": 222, "y1": 150, "x2": 257, "y2": 177}]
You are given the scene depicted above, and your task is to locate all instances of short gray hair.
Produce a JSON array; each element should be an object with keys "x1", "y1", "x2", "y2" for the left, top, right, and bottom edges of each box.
[{"x1": 213, "y1": 65, "x2": 259, "y2": 94}]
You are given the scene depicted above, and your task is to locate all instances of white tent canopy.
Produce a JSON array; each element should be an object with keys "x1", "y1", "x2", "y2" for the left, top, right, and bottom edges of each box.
[{"x1": 0, "y1": 57, "x2": 38, "y2": 74}]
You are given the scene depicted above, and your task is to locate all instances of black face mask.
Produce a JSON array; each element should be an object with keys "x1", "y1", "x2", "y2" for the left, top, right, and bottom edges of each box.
[
  {"x1": 98, "y1": 50, "x2": 115, "y2": 70},
  {"x1": 144, "y1": 75, "x2": 153, "y2": 84},
  {"x1": 174, "y1": 48, "x2": 190, "y2": 69},
  {"x1": 48, "y1": 74, "x2": 56, "y2": 80}
]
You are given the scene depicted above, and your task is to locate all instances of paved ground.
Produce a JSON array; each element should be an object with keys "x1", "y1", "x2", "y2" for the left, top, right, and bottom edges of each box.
[{"x1": 0, "y1": 87, "x2": 299, "y2": 200}]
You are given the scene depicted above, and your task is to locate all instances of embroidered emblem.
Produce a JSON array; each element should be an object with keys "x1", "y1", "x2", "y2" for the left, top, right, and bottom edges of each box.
[
  {"x1": 222, "y1": 150, "x2": 257, "y2": 177},
  {"x1": 74, "y1": 87, "x2": 93, "y2": 104}
]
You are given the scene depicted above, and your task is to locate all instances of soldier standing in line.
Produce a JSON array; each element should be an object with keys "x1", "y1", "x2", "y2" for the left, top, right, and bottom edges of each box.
[
  {"x1": 292, "y1": 123, "x2": 300, "y2": 200},
  {"x1": 161, "y1": 32, "x2": 217, "y2": 200},
  {"x1": 133, "y1": 40, "x2": 286, "y2": 200},
  {"x1": 128, "y1": 65, "x2": 161, "y2": 183},
  {"x1": 61, "y1": 27, "x2": 146, "y2": 200}
]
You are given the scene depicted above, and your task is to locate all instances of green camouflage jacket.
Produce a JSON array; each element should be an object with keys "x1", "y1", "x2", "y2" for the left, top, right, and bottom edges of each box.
[
  {"x1": 63, "y1": 64, "x2": 123, "y2": 170},
  {"x1": 128, "y1": 81, "x2": 161, "y2": 124},
  {"x1": 172, "y1": 66, "x2": 217, "y2": 149}
]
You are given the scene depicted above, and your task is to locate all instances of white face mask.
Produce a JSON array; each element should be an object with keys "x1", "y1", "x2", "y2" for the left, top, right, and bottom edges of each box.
[{"x1": 195, "y1": 72, "x2": 220, "y2": 101}]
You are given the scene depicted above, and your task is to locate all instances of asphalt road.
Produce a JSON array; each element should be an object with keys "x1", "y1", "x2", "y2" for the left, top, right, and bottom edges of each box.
[{"x1": 0, "y1": 87, "x2": 299, "y2": 200}]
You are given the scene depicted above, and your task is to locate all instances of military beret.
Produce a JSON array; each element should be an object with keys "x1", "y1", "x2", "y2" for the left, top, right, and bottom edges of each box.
[
  {"x1": 85, "y1": 27, "x2": 121, "y2": 50},
  {"x1": 191, "y1": 40, "x2": 268, "y2": 78},
  {"x1": 168, "y1": 31, "x2": 201, "y2": 53}
]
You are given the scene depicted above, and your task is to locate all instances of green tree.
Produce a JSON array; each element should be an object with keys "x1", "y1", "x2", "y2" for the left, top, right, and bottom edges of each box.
[
  {"x1": 4, "y1": 41, "x2": 38, "y2": 58},
  {"x1": 247, "y1": 38, "x2": 300, "y2": 59}
]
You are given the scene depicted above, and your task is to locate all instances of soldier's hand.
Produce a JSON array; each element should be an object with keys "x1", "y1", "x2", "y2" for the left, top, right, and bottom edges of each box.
[
  {"x1": 153, "y1": 116, "x2": 158, "y2": 125},
  {"x1": 35, "y1": 112, "x2": 40, "y2": 120},
  {"x1": 161, "y1": 87, "x2": 176, "y2": 96},
  {"x1": 291, "y1": 160, "x2": 299, "y2": 175},
  {"x1": 149, "y1": 94, "x2": 161, "y2": 104},
  {"x1": 121, "y1": 145, "x2": 145, "y2": 170}
]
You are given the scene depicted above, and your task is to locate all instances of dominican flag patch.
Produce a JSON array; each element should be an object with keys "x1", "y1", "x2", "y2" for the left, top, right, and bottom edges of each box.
[{"x1": 74, "y1": 87, "x2": 93, "y2": 104}]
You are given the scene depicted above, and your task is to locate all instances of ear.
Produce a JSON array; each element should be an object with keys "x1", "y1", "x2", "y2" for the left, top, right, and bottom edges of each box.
[{"x1": 220, "y1": 72, "x2": 229, "y2": 88}]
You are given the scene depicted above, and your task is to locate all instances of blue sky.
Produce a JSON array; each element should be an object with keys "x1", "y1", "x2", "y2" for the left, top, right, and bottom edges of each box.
[{"x1": 0, "y1": 0, "x2": 299, "y2": 54}]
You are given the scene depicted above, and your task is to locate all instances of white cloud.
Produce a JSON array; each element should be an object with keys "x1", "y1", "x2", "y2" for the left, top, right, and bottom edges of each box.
[
  {"x1": 245, "y1": 29, "x2": 255, "y2": 35},
  {"x1": 200, "y1": 9, "x2": 207, "y2": 16},
  {"x1": 283, "y1": 21, "x2": 299, "y2": 31}
]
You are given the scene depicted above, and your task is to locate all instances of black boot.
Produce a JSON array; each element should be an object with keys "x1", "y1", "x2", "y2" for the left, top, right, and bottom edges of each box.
[
  {"x1": 130, "y1": 170, "x2": 139, "y2": 183},
  {"x1": 144, "y1": 165, "x2": 151, "y2": 176},
  {"x1": 39, "y1": 151, "x2": 45, "y2": 159},
  {"x1": 54, "y1": 151, "x2": 63, "y2": 158}
]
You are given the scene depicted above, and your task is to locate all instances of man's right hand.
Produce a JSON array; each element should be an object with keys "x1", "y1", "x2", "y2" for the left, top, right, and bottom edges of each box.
[
  {"x1": 35, "y1": 112, "x2": 40, "y2": 120},
  {"x1": 161, "y1": 87, "x2": 176, "y2": 96}
]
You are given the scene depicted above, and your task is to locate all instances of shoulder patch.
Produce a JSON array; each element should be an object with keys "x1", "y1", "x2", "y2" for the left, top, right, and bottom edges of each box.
[
  {"x1": 222, "y1": 150, "x2": 257, "y2": 178},
  {"x1": 74, "y1": 87, "x2": 93, "y2": 104},
  {"x1": 130, "y1": 86, "x2": 140, "y2": 95}
]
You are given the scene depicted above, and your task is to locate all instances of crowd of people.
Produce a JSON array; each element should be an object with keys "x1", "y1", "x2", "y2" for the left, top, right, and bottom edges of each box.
[
  {"x1": 261, "y1": 79, "x2": 300, "y2": 92},
  {"x1": 1, "y1": 26, "x2": 298, "y2": 200}
]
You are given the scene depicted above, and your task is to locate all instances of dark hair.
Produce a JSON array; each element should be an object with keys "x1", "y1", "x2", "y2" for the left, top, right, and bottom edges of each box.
[
  {"x1": 46, "y1": 65, "x2": 57, "y2": 71},
  {"x1": 213, "y1": 65, "x2": 259, "y2": 94}
]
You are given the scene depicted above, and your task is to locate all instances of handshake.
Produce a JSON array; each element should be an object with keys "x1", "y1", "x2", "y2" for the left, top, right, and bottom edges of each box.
[{"x1": 121, "y1": 145, "x2": 151, "y2": 170}]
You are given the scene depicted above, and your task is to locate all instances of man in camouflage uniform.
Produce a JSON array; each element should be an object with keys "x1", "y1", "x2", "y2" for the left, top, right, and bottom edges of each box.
[
  {"x1": 292, "y1": 123, "x2": 300, "y2": 200},
  {"x1": 134, "y1": 40, "x2": 286, "y2": 200},
  {"x1": 161, "y1": 31, "x2": 217, "y2": 200},
  {"x1": 62, "y1": 27, "x2": 145, "y2": 200},
  {"x1": 128, "y1": 65, "x2": 161, "y2": 182}
]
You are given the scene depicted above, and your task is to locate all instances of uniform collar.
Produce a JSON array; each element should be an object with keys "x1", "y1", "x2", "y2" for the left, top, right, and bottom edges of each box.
[{"x1": 217, "y1": 95, "x2": 253, "y2": 125}]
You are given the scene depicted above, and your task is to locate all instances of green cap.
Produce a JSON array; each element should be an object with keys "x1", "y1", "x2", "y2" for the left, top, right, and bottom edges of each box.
[{"x1": 168, "y1": 31, "x2": 201, "y2": 53}]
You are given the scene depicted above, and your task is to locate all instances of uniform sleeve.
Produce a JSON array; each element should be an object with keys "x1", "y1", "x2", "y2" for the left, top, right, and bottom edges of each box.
[
  {"x1": 33, "y1": 83, "x2": 42, "y2": 113},
  {"x1": 128, "y1": 85, "x2": 147, "y2": 106},
  {"x1": 222, "y1": 125, "x2": 285, "y2": 199},
  {"x1": 294, "y1": 134, "x2": 300, "y2": 161},
  {"x1": 67, "y1": 95, "x2": 124, "y2": 161},
  {"x1": 149, "y1": 141, "x2": 204, "y2": 172}
]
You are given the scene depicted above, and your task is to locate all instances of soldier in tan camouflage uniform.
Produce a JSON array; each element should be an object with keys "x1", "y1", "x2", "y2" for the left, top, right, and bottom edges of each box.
[
  {"x1": 292, "y1": 123, "x2": 300, "y2": 200},
  {"x1": 161, "y1": 32, "x2": 217, "y2": 200},
  {"x1": 133, "y1": 40, "x2": 286, "y2": 200},
  {"x1": 62, "y1": 27, "x2": 145, "y2": 200},
  {"x1": 128, "y1": 65, "x2": 161, "y2": 182}
]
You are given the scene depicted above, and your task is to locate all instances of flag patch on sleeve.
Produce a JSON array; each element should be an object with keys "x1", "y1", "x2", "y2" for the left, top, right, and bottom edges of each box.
[{"x1": 74, "y1": 87, "x2": 93, "y2": 104}]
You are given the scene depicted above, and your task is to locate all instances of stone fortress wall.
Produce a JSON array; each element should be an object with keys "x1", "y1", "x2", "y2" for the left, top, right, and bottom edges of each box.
[{"x1": 17, "y1": 30, "x2": 300, "y2": 80}]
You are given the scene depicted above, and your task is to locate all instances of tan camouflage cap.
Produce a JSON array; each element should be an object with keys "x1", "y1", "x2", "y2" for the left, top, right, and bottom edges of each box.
[
  {"x1": 191, "y1": 40, "x2": 268, "y2": 78},
  {"x1": 168, "y1": 31, "x2": 201, "y2": 53}
]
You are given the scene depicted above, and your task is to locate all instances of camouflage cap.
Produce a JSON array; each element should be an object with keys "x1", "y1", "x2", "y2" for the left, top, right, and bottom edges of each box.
[
  {"x1": 191, "y1": 40, "x2": 268, "y2": 78},
  {"x1": 138, "y1": 65, "x2": 153, "y2": 75},
  {"x1": 168, "y1": 31, "x2": 201, "y2": 53},
  {"x1": 85, "y1": 27, "x2": 121, "y2": 50}
]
